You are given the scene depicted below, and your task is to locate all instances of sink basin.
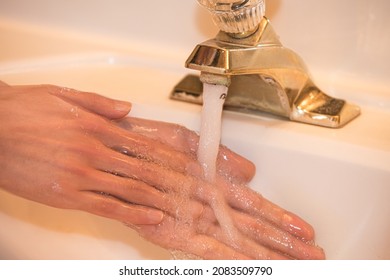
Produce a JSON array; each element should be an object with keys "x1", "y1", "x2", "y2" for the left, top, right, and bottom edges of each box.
[{"x1": 0, "y1": 18, "x2": 389, "y2": 260}]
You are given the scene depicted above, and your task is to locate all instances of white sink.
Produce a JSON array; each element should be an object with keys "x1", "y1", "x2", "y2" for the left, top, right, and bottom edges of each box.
[
  {"x1": 1, "y1": 51, "x2": 389, "y2": 260},
  {"x1": 0, "y1": 6, "x2": 389, "y2": 259}
]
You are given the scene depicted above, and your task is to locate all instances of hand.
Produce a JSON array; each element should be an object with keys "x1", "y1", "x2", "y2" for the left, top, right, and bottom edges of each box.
[
  {"x1": 0, "y1": 82, "x2": 166, "y2": 225},
  {"x1": 117, "y1": 117, "x2": 325, "y2": 259}
]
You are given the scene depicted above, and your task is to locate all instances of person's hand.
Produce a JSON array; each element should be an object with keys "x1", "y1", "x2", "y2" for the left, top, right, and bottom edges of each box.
[
  {"x1": 0, "y1": 82, "x2": 165, "y2": 225},
  {"x1": 117, "y1": 117, "x2": 325, "y2": 259}
]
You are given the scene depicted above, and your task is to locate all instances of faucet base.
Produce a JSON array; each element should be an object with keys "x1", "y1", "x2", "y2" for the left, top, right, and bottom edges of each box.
[
  {"x1": 171, "y1": 74, "x2": 360, "y2": 128},
  {"x1": 291, "y1": 85, "x2": 361, "y2": 128}
]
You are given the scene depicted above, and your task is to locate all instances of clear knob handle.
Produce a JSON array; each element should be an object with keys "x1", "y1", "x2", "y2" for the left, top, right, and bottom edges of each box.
[{"x1": 197, "y1": 0, "x2": 266, "y2": 34}]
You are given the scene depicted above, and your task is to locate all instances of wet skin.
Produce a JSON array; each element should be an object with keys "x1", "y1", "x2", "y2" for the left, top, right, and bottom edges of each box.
[{"x1": 0, "y1": 81, "x2": 325, "y2": 259}]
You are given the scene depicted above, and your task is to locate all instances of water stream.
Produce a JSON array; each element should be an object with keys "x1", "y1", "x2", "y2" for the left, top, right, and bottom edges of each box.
[
  {"x1": 197, "y1": 82, "x2": 240, "y2": 245},
  {"x1": 171, "y1": 82, "x2": 240, "y2": 260}
]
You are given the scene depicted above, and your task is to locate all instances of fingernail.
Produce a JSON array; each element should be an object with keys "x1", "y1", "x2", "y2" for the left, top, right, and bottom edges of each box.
[
  {"x1": 148, "y1": 210, "x2": 164, "y2": 224},
  {"x1": 114, "y1": 101, "x2": 132, "y2": 113},
  {"x1": 283, "y1": 213, "x2": 314, "y2": 241}
]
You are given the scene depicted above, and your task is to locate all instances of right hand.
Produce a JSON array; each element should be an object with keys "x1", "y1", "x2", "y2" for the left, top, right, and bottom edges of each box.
[{"x1": 117, "y1": 117, "x2": 325, "y2": 260}]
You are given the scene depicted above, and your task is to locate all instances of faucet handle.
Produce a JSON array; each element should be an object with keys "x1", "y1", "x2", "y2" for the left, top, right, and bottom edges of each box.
[{"x1": 197, "y1": 0, "x2": 265, "y2": 35}]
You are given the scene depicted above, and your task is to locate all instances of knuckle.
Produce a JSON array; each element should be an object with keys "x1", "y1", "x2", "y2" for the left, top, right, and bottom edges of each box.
[
  {"x1": 56, "y1": 155, "x2": 89, "y2": 176},
  {"x1": 41, "y1": 84, "x2": 62, "y2": 95},
  {"x1": 53, "y1": 140, "x2": 102, "y2": 173},
  {"x1": 79, "y1": 115, "x2": 108, "y2": 134},
  {"x1": 95, "y1": 197, "x2": 115, "y2": 211}
]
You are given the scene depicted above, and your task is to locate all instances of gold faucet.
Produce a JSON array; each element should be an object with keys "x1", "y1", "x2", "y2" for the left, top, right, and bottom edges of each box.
[{"x1": 171, "y1": 0, "x2": 360, "y2": 128}]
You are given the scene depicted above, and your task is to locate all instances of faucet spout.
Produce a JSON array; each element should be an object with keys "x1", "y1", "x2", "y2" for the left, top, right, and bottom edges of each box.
[{"x1": 171, "y1": 6, "x2": 360, "y2": 128}]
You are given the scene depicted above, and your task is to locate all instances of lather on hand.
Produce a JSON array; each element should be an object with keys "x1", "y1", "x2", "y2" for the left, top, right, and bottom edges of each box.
[{"x1": 0, "y1": 81, "x2": 325, "y2": 259}]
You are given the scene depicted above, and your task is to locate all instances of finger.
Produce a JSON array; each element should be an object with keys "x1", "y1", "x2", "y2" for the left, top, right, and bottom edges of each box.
[
  {"x1": 97, "y1": 150, "x2": 198, "y2": 196},
  {"x1": 185, "y1": 234, "x2": 252, "y2": 260},
  {"x1": 116, "y1": 117, "x2": 256, "y2": 182},
  {"x1": 189, "y1": 197, "x2": 322, "y2": 259},
  {"x1": 116, "y1": 117, "x2": 197, "y2": 153},
  {"x1": 233, "y1": 211, "x2": 325, "y2": 259},
  {"x1": 48, "y1": 107, "x2": 196, "y2": 178},
  {"x1": 136, "y1": 205, "x2": 290, "y2": 259},
  {"x1": 49, "y1": 147, "x2": 165, "y2": 225},
  {"x1": 96, "y1": 124, "x2": 203, "y2": 177},
  {"x1": 135, "y1": 216, "x2": 252, "y2": 260},
  {"x1": 46, "y1": 84, "x2": 132, "y2": 119},
  {"x1": 200, "y1": 221, "x2": 290, "y2": 260},
  {"x1": 219, "y1": 180, "x2": 316, "y2": 241},
  {"x1": 86, "y1": 169, "x2": 169, "y2": 210},
  {"x1": 186, "y1": 175, "x2": 315, "y2": 242},
  {"x1": 192, "y1": 201, "x2": 293, "y2": 259},
  {"x1": 79, "y1": 190, "x2": 164, "y2": 225},
  {"x1": 90, "y1": 145, "x2": 207, "y2": 218},
  {"x1": 88, "y1": 167, "x2": 205, "y2": 220}
]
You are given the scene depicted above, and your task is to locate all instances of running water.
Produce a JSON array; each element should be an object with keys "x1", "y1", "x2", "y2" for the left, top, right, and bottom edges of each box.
[
  {"x1": 197, "y1": 82, "x2": 240, "y2": 245},
  {"x1": 171, "y1": 83, "x2": 241, "y2": 260},
  {"x1": 197, "y1": 83, "x2": 227, "y2": 182}
]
